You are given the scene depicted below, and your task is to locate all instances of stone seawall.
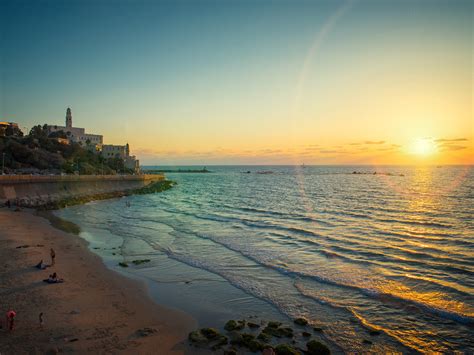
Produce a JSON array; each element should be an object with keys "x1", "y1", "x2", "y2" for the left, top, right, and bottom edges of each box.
[{"x1": 0, "y1": 174, "x2": 164, "y2": 207}]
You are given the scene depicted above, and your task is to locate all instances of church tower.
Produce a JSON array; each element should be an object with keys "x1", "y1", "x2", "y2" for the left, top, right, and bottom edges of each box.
[{"x1": 66, "y1": 107, "x2": 72, "y2": 128}]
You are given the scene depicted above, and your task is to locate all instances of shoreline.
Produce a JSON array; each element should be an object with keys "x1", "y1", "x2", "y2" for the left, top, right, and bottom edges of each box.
[
  {"x1": 0, "y1": 208, "x2": 197, "y2": 354},
  {"x1": 54, "y1": 200, "x2": 340, "y2": 355}
]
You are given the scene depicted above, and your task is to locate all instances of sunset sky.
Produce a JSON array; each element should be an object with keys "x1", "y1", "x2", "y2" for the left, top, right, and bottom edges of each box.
[{"x1": 1, "y1": 0, "x2": 472, "y2": 165}]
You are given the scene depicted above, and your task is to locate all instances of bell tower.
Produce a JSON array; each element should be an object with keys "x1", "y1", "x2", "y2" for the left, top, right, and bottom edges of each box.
[{"x1": 66, "y1": 107, "x2": 72, "y2": 128}]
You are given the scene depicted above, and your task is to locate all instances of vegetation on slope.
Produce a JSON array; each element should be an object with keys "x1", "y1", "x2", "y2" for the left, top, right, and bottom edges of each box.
[{"x1": 0, "y1": 124, "x2": 132, "y2": 174}]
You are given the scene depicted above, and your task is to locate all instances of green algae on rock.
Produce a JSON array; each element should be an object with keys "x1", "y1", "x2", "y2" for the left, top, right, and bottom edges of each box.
[
  {"x1": 225, "y1": 319, "x2": 246, "y2": 331},
  {"x1": 306, "y1": 340, "x2": 331, "y2": 355},
  {"x1": 274, "y1": 344, "x2": 301, "y2": 355},
  {"x1": 293, "y1": 317, "x2": 308, "y2": 326}
]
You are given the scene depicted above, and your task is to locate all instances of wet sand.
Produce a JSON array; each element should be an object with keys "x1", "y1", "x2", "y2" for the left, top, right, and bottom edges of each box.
[{"x1": 0, "y1": 208, "x2": 196, "y2": 354}]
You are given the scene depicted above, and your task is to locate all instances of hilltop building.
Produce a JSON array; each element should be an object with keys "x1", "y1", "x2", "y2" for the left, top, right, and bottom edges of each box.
[
  {"x1": 46, "y1": 107, "x2": 140, "y2": 173},
  {"x1": 101, "y1": 143, "x2": 140, "y2": 173},
  {"x1": 0, "y1": 121, "x2": 21, "y2": 137},
  {"x1": 47, "y1": 108, "x2": 103, "y2": 147}
]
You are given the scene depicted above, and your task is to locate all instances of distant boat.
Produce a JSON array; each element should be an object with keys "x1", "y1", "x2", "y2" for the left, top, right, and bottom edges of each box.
[{"x1": 301, "y1": 163, "x2": 306, "y2": 168}]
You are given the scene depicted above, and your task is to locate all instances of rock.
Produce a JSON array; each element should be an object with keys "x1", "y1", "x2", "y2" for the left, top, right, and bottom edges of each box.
[
  {"x1": 313, "y1": 327, "x2": 323, "y2": 332},
  {"x1": 262, "y1": 324, "x2": 293, "y2": 338},
  {"x1": 257, "y1": 332, "x2": 271, "y2": 342},
  {"x1": 275, "y1": 344, "x2": 300, "y2": 355},
  {"x1": 248, "y1": 322, "x2": 260, "y2": 329},
  {"x1": 225, "y1": 320, "x2": 238, "y2": 331},
  {"x1": 188, "y1": 330, "x2": 208, "y2": 344},
  {"x1": 307, "y1": 340, "x2": 330, "y2": 355},
  {"x1": 201, "y1": 328, "x2": 219, "y2": 339},
  {"x1": 294, "y1": 318, "x2": 308, "y2": 326},
  {"x1": 224, "y1": 349, "x2": 237, "y2": 355},
  {"x1": 189, "y1": 329, "x2": 227, "y2": 349},
  {"x1": 363, "y1": 339, "x2": 373, "y2": 345},
  {"x1": 369, "y1": 330, "x2": 381, "y2": 336},
  {"x1": 242, "y1": 333, "x2": 256, "y2": 341},
  {"x1": 118, "y1": 262, "x2": 128, "y2": 267},
  {"x1": 211, "y1": 335, "x2": 229, "y2": 351},
  {"x1": 268, "y1": 321, "x2": 282, "y2": 329},
  {"x1": 230, "y1": 333, "x2": 264, "y2": 352},
  {"x1": 279, "y1": 327, "x2": 294, "y2": 338},
  {"x1": 215, "y1": 335, "x2": 228, "y2": 347},
  {"x1": 136, "y1": 327, "x2": 157, "y2": 337},
  {"x1": 248, "y1": 340, "x2": 264, "y2": 352},
  {"x1": 302, "y1": 331, "x2": 311, "y2": 337},
  {"x1": 225, "y1": 319, "x2": 246, "y2": 331},
  {"x1": 132, "y1": 259, "x2": 151, "y2": 265}
]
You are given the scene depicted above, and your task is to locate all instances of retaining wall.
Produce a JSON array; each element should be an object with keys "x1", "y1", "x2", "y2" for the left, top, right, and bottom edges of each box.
[{"x1": 0, "y1": 174, "x2": 164, "y2": 206}]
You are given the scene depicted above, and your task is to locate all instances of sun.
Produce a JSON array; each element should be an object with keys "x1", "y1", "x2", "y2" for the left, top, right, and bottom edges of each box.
[{"x1": 411, "y1": 138, "x2": 437, "y2": 156}]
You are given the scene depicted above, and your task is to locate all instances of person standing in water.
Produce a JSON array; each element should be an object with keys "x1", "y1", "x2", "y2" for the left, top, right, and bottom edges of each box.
[{"x1": 50, "y1": 248, "x2": 56, "y2": 266}]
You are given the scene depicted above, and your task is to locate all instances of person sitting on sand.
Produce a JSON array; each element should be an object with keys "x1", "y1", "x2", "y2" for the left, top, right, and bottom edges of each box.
[
  {"x1": 35, "y1": 260, "x2": 48, "y2": 270},
  {"x1": 43, "y1": 272, "x2": 64, "y2": 284}
]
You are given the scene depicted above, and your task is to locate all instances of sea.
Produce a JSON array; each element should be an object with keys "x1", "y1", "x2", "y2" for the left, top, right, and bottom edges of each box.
[{"x1": 55, "y1": 165, "x2": 474, "y2": 353}]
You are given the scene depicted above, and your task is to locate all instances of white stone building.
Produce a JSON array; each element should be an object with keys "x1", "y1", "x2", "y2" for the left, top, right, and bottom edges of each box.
[
  {"x1": 101, "y1": 143, "x2": 140, "y2": 173},
  {"x1": 47, "y1": 108, "x2": 103, "y2": 147}
]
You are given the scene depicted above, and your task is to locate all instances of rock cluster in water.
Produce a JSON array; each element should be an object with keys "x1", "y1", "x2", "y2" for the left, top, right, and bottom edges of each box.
[{"x1": 188, "y1": 317, "x2": 330, "y2": 354}]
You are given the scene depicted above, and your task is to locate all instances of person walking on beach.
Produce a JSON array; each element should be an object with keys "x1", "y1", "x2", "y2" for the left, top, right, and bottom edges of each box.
[
  {"x1": 50, "y1": 248, "x2": 56, "y2": 266},
  {"x1": 39, "y1": 312, "x2": 44, "y2": 329},
  {"x1": 6, "y1": 310, "x2": 16, "y2": 331}
]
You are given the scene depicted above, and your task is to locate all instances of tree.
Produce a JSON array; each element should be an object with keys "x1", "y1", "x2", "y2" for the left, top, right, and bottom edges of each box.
[
  {"x1": 5, "y1": 125, "x2": 23, "y2": 137},
  {"x1": 48, "y1": 130, "x2": 67, "y2": 139}
]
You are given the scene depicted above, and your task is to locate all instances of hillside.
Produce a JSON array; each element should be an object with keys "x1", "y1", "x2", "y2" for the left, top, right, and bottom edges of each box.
[{"x1": 0, "y1": 124, "x2": 133, "y2": 175}]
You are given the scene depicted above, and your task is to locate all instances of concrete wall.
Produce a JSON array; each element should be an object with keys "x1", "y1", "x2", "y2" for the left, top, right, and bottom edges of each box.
[{"x1": 0, "y1": 174, "x2": 164, "y2": 206}]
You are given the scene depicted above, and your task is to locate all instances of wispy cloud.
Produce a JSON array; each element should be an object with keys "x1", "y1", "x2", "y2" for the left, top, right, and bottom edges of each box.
[
  {"x1": 364, "y1": 140, "x2": 385, "y2": 145},
  {"x1": 435, "y1": 137, "x2": 469, "y2": 152},
  {"x1": 435, "y1": 138, "x2": 468, "y2": 143}
]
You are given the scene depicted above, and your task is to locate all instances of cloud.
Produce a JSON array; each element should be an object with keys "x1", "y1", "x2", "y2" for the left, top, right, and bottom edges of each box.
[
  {"x1": 435, "y1": 137, "x2": 469, "y2": 152},
  {"x1": 350, "y1": 140, "x2": 385, "y2": 146},
  {"x1": 435, "y1": 138, "x2": 468, "y2": 143},
  {"x1": 364, "y1": 140, "x2": 385, "y2": 145},
  {"x1": 319, "y1": 149, "x2": 345, "y2": 154},
  {"x1": 438, "y1": 144, "x2": 467, "y2": 152}
]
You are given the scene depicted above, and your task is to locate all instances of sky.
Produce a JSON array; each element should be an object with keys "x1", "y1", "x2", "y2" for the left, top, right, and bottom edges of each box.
[{"x1": 1, "y1": 0, "x2": 472, "y2": 165}]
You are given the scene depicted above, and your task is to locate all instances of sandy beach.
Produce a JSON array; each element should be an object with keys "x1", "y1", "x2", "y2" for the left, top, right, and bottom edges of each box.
[{"x1": 0, "y1": 208, "x2": 196, "y2": 354}]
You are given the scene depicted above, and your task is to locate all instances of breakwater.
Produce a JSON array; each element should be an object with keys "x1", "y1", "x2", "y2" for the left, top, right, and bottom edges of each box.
[{"x1": 0, "y1": 174, "x2": 167, "y2": 208}]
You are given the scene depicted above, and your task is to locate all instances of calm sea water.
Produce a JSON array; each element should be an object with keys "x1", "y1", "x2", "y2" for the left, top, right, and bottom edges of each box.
[{"x1": 57, "y1": 166, "x2": 474, "y2": 353}]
